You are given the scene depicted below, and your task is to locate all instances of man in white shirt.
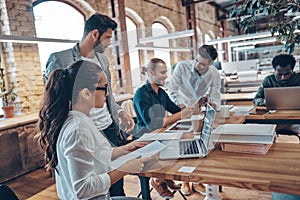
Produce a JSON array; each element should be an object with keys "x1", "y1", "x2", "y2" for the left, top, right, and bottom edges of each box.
[
  {"x1": 169, "y1": 44, "x2": 221, "y2": 111},
  {"x1": 168, "y1": 44, "x2": 221, "y2": 195}
]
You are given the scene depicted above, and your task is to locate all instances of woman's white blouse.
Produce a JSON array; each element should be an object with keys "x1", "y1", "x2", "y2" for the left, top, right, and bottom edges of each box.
[{"x1": 55, "y1": 110, "x2": 112, "y2": 200}]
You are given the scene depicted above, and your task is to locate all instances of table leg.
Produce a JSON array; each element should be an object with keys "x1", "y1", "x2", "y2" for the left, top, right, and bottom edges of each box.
[{"x1": 139, "y1": 176, "x2": 151, "y2": 200}]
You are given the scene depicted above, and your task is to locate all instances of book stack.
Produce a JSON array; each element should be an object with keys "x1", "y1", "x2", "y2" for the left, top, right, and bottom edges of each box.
[{"x1": 212, "y1": 124, "x2": 276, "y2": 154}]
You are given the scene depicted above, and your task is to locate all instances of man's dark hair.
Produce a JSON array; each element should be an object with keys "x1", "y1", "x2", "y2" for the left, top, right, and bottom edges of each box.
[
  {"x1": 83, "y1": 14, "x2": 117, "y2": 37},
  {"x1": 198, "y1": 45, "x2": 218, "y2": 62},
  {"x1": 272, "y1": 54, "x2": 296, "y2": 70}
]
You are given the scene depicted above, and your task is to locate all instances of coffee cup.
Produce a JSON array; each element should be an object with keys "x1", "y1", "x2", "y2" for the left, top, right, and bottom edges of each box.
[
  {"x1": 191, "y1": 114, "x2": 204, "y2": 137},
  {"x1": 219, "y1": 105, "x2": 230, "y2": 118}
]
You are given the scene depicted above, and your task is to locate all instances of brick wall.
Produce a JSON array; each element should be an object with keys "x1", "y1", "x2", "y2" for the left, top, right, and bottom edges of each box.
[
  {"x1": 0, "y1": 0, "x2": 44, "y2": 113},
  {"x1": 0, "y1": 0, "x2": 225, "y2": 114}
]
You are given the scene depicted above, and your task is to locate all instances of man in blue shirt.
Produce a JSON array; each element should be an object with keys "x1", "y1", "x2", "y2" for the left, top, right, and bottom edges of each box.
[
  {"x1": 134, "y1": 58, "x2": 195, "y2": 138},
  {"x1": 133, "y1": 58, "x2": 195, "y2": 198}
]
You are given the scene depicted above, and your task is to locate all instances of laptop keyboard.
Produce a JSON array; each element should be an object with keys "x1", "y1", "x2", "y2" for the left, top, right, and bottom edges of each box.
[{"x1": 180, "y1": 140, "x2": 199, "y2": 155}]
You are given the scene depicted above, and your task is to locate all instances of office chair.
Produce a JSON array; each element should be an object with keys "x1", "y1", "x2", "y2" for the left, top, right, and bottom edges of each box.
[
  {"x1": 0, "y1": 185, "x2": 19, "y2": 200},
  {"x1": 110, "y1": 197, "x2": 142, "y2": 200},
  {"x1": 137, "y1": 177, "x2": 187, "y2": 200}
]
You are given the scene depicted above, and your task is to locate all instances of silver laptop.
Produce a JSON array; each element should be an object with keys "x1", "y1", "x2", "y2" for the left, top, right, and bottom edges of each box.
[
  {"x1": 264, "y1": 87, "x2": 300, "y2": 110},
  {"x1": 159, "y1": 104, "x2": 216, "y2": 159}
]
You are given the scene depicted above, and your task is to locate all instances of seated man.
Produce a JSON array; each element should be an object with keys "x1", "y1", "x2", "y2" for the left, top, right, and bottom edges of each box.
[
  {"x1": 254, "y1": 54, "x2": 300, "y2": 135},
  {"x1": 133, "y1": 58, "x2": 195, "y2": 198}
]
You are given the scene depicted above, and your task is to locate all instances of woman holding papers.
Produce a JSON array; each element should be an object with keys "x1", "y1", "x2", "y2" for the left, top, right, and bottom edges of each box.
[
  {"x1": 37, "y1": 60, "x2": 151, "y2": 200},
  {"x1": 133, "y1": 58, "x2": 195, "y2": 198}
]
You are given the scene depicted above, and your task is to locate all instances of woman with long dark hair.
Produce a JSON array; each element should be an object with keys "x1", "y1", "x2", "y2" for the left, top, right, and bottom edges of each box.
[{"x1": 38, "y1": 60, "x2": 150, "y2": 200}]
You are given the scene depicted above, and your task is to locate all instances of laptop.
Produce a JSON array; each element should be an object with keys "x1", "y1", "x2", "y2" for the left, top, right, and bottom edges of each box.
[
  {"x1": 159, "y1": 104, "x2": 216, "y2": 159},
  {"x1": 264, "y1": 86, "x2": 300, "y2": 110}
]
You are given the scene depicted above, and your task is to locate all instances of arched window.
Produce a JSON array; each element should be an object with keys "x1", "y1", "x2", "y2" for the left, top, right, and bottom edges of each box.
[
  {"x1": 152, "y1": 22, "x2": 171, "y2": 85},
  {"x1": 33, "y1": 1, "x2": 84, "y2": 71},
  {"x1": 126, "y1": 17, "x2": 141, "y2": 92},
  {"x1": 204, "y1": 33, "x2": 212, "y2": 44}
]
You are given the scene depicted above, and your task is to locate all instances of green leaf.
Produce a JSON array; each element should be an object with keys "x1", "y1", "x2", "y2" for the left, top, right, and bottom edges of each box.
[{"x1": 289, "y1": 43, "x2": 295, "y2": 54}]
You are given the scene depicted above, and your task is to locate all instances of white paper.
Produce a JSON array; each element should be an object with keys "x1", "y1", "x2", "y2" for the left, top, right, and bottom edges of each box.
[
  {"x1": 211, "y1": 124, "x2": 276, "y2": 144},
  {"x1": 242, "y1": 92, "x2": 257, "y2": 99},
  {"x1": 230, "y1": 105, "x2": 254, "y2": 112},
  {"x1": 111, "y1": 141, "x2": 166, "y2": 169},
  {"x1": 177, "y1": 166, "x2": 196, "y2": 173},
  {"x1": 213, "y1": 124, "x2": 276, "y2": 135},
  {"x1": 138, "y1": 132, "x2": 183, "y2": 141}
]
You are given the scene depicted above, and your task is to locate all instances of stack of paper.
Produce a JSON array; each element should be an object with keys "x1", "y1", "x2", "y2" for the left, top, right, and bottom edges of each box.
[{"x1": 212, "y1": 124, "x2": 276, "y2": 154}]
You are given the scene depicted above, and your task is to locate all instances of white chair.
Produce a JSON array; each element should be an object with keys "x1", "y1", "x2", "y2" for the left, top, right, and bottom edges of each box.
[{"x1": 121, "y1": 99, "x2": 136, "y2": 119}]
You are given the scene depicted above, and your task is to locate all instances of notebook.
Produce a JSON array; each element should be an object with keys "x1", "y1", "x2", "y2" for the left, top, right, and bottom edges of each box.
[
  {"x1": 159, "y1": 104, "x2": 216, "y2": 159},
  {"x1": 264, "y1": 86, "x2": 300, "y2": 110}
]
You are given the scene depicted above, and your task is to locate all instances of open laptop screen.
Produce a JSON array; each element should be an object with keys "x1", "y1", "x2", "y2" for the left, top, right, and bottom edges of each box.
[{"x1": 264, "y1": 87, "x2": 300, "y2": 110}]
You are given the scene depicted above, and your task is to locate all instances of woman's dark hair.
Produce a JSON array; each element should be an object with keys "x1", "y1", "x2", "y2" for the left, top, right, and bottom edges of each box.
[
  {"x1": 272, "y1": 54, "x2": 296, "y2": 70},
  {"x1": 198, "y1": 44, "x2": 218, "y2": 62},
  {"x1": 38, "y1": 60, "x2": 103, "y2": 174},
  {"x1": 83, "y1": 13, "x2": 117, "y2": 37}
]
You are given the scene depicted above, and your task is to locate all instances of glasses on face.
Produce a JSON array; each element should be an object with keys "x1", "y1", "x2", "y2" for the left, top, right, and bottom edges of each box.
[{"x1": 96, "y1": 84, "x2": 108, "y2": 95}]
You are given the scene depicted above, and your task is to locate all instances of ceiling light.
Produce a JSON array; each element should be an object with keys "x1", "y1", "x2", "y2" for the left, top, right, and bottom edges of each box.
[
  {"x1": 139, "y1": 30, "x2": 194, "y2": 44},
  {"x1": 230, "y1": 37, "x2": 277, "y2": 47},
  {"x1": 233, "y1": 45, "x2": 255, "y2": 51},
  {"x1": 0, "y1": 35, "x2": 78, "y2": 44},
  {"x1": 135, "y1": 44, "x2": 191, "y2": 52}
]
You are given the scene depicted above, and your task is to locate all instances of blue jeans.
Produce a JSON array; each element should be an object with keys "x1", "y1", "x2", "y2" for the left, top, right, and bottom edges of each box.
[{"x1": 272, "y1": 192, "x2": 300, "y2": 200}]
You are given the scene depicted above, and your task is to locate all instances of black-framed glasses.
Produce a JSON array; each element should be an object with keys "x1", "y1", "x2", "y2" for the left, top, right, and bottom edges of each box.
[{"x1": 96, "y1": 84, "x2": 108, "y2": 95}]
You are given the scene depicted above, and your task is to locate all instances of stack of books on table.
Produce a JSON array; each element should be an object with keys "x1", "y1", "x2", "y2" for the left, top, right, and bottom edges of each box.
[{"x1": 212, "y1": 124, "x2": 276, "y2": 154}]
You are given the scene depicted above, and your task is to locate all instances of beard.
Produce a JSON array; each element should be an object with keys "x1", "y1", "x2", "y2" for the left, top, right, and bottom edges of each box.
[{"x1": 93, "y1": 38, "x2": 105, "y2": 53}]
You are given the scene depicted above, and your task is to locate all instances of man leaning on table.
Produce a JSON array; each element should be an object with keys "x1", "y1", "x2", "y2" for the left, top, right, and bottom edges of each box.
[
  {"x1": 253, "y1": 54, "x2": 300, "y2": 135},
  {"x1": 133, "y1": 58, "x2": 195, "y2": 199},
  {"x1": 168, "y1": 44, "x2": 221, "y2": 195},
  {"x1": 168, "y1": 44, "x2": 221, "y2": 111}
]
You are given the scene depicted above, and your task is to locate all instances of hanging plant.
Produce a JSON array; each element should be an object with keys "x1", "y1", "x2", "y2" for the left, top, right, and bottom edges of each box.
[{"x1": 229, "y1": 0, "x2": 300, "y2": 54}]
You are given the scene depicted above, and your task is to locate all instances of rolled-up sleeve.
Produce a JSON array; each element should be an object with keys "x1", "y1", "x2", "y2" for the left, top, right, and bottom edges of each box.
[
  {"x1": 208, "y1": 70, "x2": 221, "y2": 110},
  {"x1": 168, "y1": 62, "x2": 183, "y2": 105}
]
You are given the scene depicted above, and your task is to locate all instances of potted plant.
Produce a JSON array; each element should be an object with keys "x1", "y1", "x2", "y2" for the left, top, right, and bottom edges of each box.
[{"x1": 0, "y1": 68, "x2": 17, "y2": 118}]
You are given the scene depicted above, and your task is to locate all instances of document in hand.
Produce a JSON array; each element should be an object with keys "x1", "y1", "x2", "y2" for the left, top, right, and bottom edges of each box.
[
  {"x1": 137, "y1": 132, "x2": 183, "y2": 142},
  {"x1": 212, "y1": 124, "x2": 276, "y2": 144},
  {"x1": 110, "y1": 141, "x2": 166, "y2": 169}
]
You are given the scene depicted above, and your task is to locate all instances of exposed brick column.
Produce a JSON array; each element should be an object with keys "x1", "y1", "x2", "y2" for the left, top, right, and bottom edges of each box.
[{"x1": 0, "y1": 0, "x2": 44, "y2": 113}]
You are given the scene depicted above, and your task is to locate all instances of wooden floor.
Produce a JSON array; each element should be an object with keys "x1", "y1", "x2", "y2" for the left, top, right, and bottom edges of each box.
[{"x1": 4, "y1": 135, "x2": 298, "y2": 200}]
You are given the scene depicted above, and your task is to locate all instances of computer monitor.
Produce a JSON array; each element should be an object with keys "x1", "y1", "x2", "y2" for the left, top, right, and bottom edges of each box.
[
  {"x1": 213, "y1": 62, "x2": 222, "y2": 70},
  {"x1": 222, "y1": 59, "x2": 259, "y2": 75}
]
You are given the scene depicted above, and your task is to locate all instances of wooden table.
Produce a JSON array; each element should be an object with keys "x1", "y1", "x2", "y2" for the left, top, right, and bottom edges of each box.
[
  {"x1": 142, "y1": 143, "x2": 300, "y2": 196},
  {"x1": 138, "y1": 110, "x2": 300, "y2": 199},
  {"x1": 245, "y1": 107, "x2": 300, "y2": 124}
]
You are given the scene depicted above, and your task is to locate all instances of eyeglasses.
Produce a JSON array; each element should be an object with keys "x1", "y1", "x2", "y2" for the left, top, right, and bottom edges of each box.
[{"x1": 96, "y1": 84, "x2": 108, "y2": 95}]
